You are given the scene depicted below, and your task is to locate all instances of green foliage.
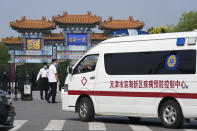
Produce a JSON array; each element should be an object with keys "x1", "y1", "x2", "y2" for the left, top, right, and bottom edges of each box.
[
  {"x1": 15, "y1": 60, "x2": 70, "y2": 90},
  {"x1": 148, "y1": 26, "x2": 172, "y2": 34},
  {"x1": 0, "y1": 44, "x2": 10, "y2": 72},
  {"x1": 17, "y1": 63, "x2": 42, "y2": 77},
  {"x1": 148, "y1": 11, "x2": 197, "y2": 33},
  {"x1": 57, "y1": 60, "x2": 70, "y2": 88},
  {"x1": 16, "y1": 63, "x2": 43, "y2": 90},
  {"x1": 173, "y1": 11, "x2": 197, "y2": 32}
]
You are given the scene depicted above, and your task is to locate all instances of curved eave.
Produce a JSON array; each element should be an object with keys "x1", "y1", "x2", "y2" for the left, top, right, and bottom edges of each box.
[
  {"x1": 10, "y1": 26, "x2": 56, "y2": 31},
  {"x1": 91, "y1": 39, "x2": 109, "y2": 41},
  {"x1": 2, "y1": 41, "x2": 23, "y2": 45},
  {"x1": 3, "y1": 42, "x2": 23, "y2": 45},
  {"x1": 99, "y1": 21, "x2": 145, "y2": 30},
  {"x1": 44, "y1": 38, "x2": 64, "y2": 40},
  {"x1": 54, "y1": 20, "x2": 100, "y2": 26},
  {"x1": 99, "y1": 25, "x2": 144, "y2": 30},
  {"x1": 91, "y1": 37, "x2": 110, "y2": 41},
  {"x1": 10, "y1": 22, "x2": 56, "y2": 31}
]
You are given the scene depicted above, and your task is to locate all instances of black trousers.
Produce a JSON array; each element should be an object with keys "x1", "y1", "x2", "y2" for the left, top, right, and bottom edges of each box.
[
  {"x1": 47, "y1": 82, "x2": 57, "y2": 102},
  {"x1": 40, "y1": 78, "x2": 49, "y2": 99}
]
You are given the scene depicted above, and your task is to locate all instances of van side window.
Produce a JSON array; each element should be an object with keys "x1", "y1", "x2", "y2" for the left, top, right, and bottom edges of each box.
[
  {"x1": 104, "y1": 50, "x2": 196, "y2": 75},
  {"x1": 73, "y1": 55, "x2": 99, "y2": 75}
]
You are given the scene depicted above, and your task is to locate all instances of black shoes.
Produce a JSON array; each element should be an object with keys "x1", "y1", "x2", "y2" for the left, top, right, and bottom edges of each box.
[
  {"x1": 46, "y1": 97, "x2": 57, "y2": 103},
  {"x1": 46, "y1": 99, "x2": 50, "y2": 103}
]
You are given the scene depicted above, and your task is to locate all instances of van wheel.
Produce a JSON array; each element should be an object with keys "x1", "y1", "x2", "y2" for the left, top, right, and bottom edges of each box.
[
  {"x1": 159, "y1": 100, "x2": 183, "y2": 128},
  {"x1": 128, "y1": 117, "x2": 141, "y2": 123},
  {"x1": 78, "y1": 97, "x2": 95, "y2": 122}
]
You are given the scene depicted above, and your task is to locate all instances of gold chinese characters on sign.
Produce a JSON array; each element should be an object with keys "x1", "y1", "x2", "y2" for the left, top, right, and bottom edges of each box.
[
  {"x1": 26, "y1": 39, "x2": 41, "y2": 50},
  {"x1": 69, "y1": 37, "x2": 86, "y2": 43}
]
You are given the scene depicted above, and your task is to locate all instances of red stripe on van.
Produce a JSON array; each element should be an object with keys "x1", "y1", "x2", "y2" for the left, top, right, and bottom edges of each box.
[{"x1": 68, "y1": 90, "x2": 197, "y2": 99}]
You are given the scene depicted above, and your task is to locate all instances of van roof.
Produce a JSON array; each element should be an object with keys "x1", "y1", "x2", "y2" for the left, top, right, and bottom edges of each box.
[
  {"x1": 101, "y1": 31, "x2": 197, "y2": 44},
  {"x1": 87, "y1": 31, "x2": 197, "y2": 54}
]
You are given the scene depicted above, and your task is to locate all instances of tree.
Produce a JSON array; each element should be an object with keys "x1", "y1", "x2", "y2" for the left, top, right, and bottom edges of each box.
[
  {"x1": 148, "y1": 25, "x2": 172, "y2": 34},
  {"x1": 0, "y1": 44, "x2": 10, "y2": 72},
  {"x1": 16, "y1": 63, "x2": 43, "y2": 90},
  {"x1": 15, "y1": 60, "x2": 70, "y2": 90},
  {"x1": 172, "y1": 11, "x2": 197, "y2": 32},
  {"x1": 57, "y1": 60, "x2": 70, "y2": 88},
  {"x1": 148, "y1": 11, "x2": 197, "y2": 33}
]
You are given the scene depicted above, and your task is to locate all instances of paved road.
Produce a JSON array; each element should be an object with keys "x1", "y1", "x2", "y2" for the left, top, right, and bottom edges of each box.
[{"x1": 5, "y1": 91, "x2": 197, "y2": 131}]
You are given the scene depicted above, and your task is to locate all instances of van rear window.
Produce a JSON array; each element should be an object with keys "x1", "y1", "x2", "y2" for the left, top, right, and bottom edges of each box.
[{"x1": 104, "y1": 50, "x2": 196, "y2": 75}]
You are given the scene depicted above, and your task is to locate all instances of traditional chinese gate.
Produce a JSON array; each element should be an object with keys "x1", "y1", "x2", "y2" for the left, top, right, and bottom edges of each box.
[{"x1": 2, "y1": 12, "x2": 146, "y2": 100}]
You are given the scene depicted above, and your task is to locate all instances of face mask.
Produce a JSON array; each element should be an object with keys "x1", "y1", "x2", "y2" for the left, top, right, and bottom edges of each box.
[
  {"x1": 54, "y1": 63, "x2": 58, "y2": 67},
  {"x1": 44, "y1": 65, "x2": 48, "y2": 69}
]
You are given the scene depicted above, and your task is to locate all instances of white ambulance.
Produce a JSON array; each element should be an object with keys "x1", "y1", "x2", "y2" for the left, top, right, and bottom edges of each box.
[{"x1": 62, "y1": 32, "x2": 197, "y2": 128}]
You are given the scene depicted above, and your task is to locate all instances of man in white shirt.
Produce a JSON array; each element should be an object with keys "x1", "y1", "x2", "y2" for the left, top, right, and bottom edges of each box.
[
  {"x1": 36, "y1": 62, "x2": 49, "y2": 100},
  {"x1": 46, "y1": 59, "x2": 60, "y2": 103}
]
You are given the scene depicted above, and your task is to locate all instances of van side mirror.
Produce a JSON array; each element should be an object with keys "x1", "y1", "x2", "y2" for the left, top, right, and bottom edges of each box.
[{"x1": 67, "y1": 66, "x2": 73, "y2": 74}]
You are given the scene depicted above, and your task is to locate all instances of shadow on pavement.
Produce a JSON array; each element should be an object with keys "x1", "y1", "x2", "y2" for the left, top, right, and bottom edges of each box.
[{"x1": 67, "y1": 116, "x2": 197, "y2": 129}]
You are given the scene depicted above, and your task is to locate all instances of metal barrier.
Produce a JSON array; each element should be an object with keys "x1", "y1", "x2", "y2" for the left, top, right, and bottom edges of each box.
[
  {"x1": 0, "y1": 71, "x2": 9, "y2": 92},
  {"x1": 0, "y1": 70, "x2": 24, "y2": 100}
]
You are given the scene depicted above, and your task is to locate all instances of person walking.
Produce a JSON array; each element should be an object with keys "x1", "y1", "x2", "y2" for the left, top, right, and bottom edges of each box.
[
  {"x1": 47, "y1": 59, "x2": 60, "y2": 103},
  {"x1": 36, "y1": 62, "x2": 49, "y2": 100}
]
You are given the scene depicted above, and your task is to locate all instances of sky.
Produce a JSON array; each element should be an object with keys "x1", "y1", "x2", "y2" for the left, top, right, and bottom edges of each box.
[{"x1": 0, "y1": 0, "x2": 197, "y2": 39}]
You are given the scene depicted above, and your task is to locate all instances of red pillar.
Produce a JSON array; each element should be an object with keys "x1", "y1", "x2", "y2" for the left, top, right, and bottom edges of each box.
[{"x1": 10, "y1": 63, "x2": 15, "y2": 82}]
